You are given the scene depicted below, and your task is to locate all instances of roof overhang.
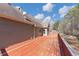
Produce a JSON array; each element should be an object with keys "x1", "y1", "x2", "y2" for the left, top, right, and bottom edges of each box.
[
  {"x1": 0, "y1": 3, "x2": 34, "y2": 25},
  {"x1": 24, "y1": 14, "x2": 48, "y2": 28}
]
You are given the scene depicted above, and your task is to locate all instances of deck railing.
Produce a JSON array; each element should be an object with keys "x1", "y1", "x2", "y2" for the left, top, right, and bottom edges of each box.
[{"x1": 58, "y1": 34, "x2": 79, "y2": 56}]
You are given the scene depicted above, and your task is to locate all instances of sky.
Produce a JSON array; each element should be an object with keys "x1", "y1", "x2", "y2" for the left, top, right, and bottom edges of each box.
[{"x1": 12, "y1": 3, "x2": 77, "y2": 23}]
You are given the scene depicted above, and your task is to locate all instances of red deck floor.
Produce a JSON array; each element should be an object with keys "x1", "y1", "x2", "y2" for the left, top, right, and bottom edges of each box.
[{"x1": 5, "y1": 32, "x2": 61, "y2": 56}]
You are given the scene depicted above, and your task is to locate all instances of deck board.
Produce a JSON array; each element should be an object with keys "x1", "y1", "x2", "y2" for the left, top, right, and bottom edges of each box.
[{"x1": 6, "y1": 32, "x2": 61, "y2": 56}]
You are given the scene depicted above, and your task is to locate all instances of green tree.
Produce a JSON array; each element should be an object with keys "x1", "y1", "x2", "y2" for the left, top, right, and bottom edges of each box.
[
  {"x1": 53, "y1": 21, "x2": 59, "y2": 30},
  {"x1": 58, "y1": 4, "x2": 79, "y2": 35}
]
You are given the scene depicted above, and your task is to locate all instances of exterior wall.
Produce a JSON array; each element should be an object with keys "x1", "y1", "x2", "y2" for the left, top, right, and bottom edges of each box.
[
  {"x1": 34, "y1": 27, "x2": 43, "y2": 37},
  {"x1": 0, "y1": 17, "x2": 36, "y2": 48},
  {"x1": 43, "y1": 29, "x2": 48, "y2": 36}
]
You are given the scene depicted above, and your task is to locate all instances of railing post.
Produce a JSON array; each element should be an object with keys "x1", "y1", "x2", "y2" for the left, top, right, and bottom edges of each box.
[{"x1": 0, "y1": 48, "x2": 8, "y2": 56}]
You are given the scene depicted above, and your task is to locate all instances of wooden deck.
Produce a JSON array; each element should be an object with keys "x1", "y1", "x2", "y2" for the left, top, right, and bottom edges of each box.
[{"x1": 0, "y1": 32, "x2": 72, "y2": 56}]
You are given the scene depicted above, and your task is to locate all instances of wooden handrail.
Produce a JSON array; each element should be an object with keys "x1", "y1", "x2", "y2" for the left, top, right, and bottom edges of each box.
[{"x1": 58, "y1": 34, "x2": 79, "y2": 56}]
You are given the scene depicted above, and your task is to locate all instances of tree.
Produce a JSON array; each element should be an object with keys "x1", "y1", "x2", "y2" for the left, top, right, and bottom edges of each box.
[
  {"x1": 58, "y1": 4, "x2": 79, "y2": 35},
  {"x1": 53, "y1": 21, "x2": 59, "y2": 30}
]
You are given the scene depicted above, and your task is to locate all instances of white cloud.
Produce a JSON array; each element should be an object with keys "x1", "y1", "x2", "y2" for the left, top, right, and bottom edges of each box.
[
  {"x1": 34, "y1": 13, "x2": 44, "y2": 20},
  {"x1": 42, "y1": 16, "x2": 52, "y2": 27},
  {"x1": 42, "y1": 3, "x2": 54, "y2": 12},
  {"x1": 34, "y1": 13, "x2": 54, "y2": 27},
  {"x1": 23, "y1": 11, "x2": 27, "y2": 15},
  {"x1": 59, "y1": 5, "x2": 75, "y2": 18}
]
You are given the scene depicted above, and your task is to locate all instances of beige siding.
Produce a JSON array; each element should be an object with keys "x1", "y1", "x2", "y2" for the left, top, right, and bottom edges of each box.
[
  {"x1": 0, "y1": 17, "x2": 43, "y2": 48},
  {"x1": 0, "y1": 17, "x2": 34, "y2": 48}
]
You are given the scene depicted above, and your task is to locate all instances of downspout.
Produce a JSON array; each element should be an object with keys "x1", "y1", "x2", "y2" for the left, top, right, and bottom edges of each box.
[{"x1": 33, "y1": 24, "x2": 36, "y2": 39}]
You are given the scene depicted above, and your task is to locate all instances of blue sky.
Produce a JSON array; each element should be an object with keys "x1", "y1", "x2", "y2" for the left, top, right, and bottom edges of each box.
[{"x1": 12, "y1": 3, "x2": 77, "y2": 21}]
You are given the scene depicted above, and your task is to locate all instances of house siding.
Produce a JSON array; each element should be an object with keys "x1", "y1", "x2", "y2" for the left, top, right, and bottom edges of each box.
[{"x1": 0, "y1": 17, "x2": 42, "y2": 48}]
